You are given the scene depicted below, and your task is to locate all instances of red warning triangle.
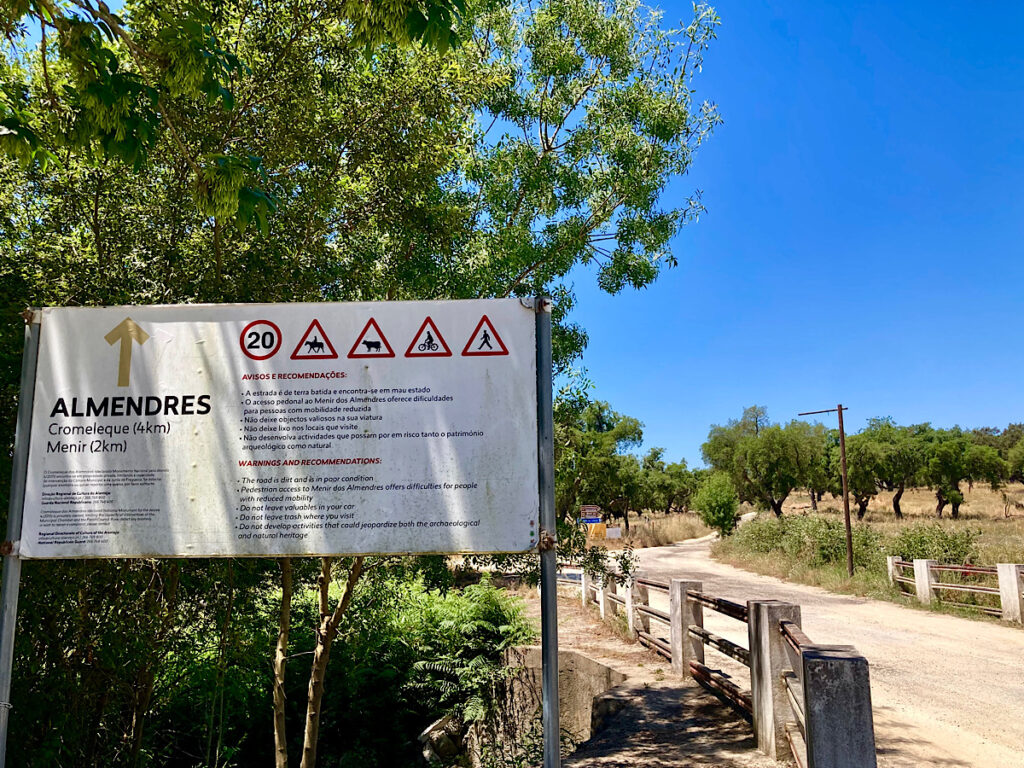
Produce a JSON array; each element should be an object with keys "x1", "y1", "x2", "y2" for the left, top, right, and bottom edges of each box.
[
  {"x1": 405, "y1": 316, "x2": 452, "y2": 358},
  {"x1": 461, "y1": 315, "x2": 508, "y2": 357},
  {"x1": 290, "y1": 319, "x2": 339, "y2": 360},
  {"x1": 347, "y1": 318, "x2": 395, "y2": 358}
]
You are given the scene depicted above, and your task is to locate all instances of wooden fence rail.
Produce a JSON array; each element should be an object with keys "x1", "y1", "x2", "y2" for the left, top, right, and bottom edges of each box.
[{"x1": 561, "y1": 570, "x2": 877, "y2": 768}]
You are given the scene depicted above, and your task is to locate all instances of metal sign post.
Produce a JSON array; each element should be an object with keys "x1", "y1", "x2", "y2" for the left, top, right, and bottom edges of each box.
[
  {"x1": 0, "y1": 317, "x2": 40, "y2": 765},
  {"x1": 534, "y1": 297, "x2": 560, "y2": 768}
]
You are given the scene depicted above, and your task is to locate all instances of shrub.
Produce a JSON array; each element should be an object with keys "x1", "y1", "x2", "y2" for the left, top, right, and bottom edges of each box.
[
  {"x1": 887, "y1": 523, "x2": 980, "y2": 564},
  {"x1": 730, "y1": 514, "x2": 786, "y2": 553},
  {"x1": 727, "y1": 514, "x2": 883, "y2": 570},
  {"x1": 693, "y1": 472, "x2": 739, "y2": 536}
]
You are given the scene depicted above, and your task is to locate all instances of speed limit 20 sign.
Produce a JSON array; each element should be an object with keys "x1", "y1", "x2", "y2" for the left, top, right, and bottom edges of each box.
[{"x1": 239, "y1": 320, "x2": 282, "y2": 360}]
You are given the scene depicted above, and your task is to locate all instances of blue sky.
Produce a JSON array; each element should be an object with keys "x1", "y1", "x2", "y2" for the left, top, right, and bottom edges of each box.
[{"x1": 568, "y1": 0, "x2": 1024, "y2": 466}]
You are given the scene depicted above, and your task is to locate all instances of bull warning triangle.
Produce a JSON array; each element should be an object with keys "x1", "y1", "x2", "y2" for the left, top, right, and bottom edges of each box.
[
  {"x1": 347, "y1": 318, "x2": 395, "y2": 358},
  {"x1": 461, "y1": 315, "x2": 508, "y2": 356},
  {"x1": 405, "y1": 317, "x2": 452, "y2": 358},
  {"x1": 291, "y1": 319, "x2": 338, "y2": 360}
]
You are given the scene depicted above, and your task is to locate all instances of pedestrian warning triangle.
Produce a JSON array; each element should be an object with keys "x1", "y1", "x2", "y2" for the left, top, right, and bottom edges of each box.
[
  {"x1": 405, "y1": 316, "x2": 452, "y2": 358},
  {"x1": 461, "y1": 315, "x2": 508, "y2": 357},
  {"x1": 347, "y1": 318, "x2": 395, "y2": 358},
  {"x1": 291, "y1": 319, "x2": 338, "y2": 360}
]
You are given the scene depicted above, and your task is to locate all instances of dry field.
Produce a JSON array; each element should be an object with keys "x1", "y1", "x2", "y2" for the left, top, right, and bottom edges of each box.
[
  {"x1": 785, "y1": 481, "x2": 1024, "y2": 520},
  {"x1": 783, "y1": 482, "x2": 1024, "y2": 565}
]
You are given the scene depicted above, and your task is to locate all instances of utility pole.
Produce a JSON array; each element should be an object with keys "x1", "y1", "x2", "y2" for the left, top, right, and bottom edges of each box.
[{"x1": 798, "y1": 404, "x2": 854, "y2": 577}]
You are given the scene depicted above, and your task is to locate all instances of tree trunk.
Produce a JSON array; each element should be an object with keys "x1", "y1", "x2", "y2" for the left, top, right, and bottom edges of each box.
[
  {"x1": 206, "y1": 563, "x2": 236, "y2": 768},
  {"x1": 935, "y1": 491, "x2": 947, "y2": 518},
  {"x1": 770, "y1": 498, "x2": 784, "y2": 517},
  {"x1": 129, "y1": 668, "x2": 157, "y2": 768},
  {"x1": 951, "y1": 500, "x2": 961, "y2": 519},
  {"x1": 892, "y1": 485, "x2": 904, "y2": 519},
  {"x1": 273, "y1": 558, "x2": 293, "y2": 768},
  {"x1": 299, "y1": 557, "x2": 364, "y2": 768},
  {"x1": 856, "y1": 496, "x2": 869, "y2": 520},
  {"x1": 810, "y1": 490, "x2": 818, "y2": 512},
  {"x1": 129, "y1": 561, "x2": 180, "y2": 768}
]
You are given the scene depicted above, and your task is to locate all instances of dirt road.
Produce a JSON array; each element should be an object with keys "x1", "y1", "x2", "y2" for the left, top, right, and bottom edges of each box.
[{"x1": 636, "y1": 539, "x2": 1024, "y2": 767}]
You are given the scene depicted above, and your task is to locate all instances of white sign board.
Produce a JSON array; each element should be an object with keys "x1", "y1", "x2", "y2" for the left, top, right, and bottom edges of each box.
[{"x1": 19, "y1": 300, "x2": 540, "y2": 558}]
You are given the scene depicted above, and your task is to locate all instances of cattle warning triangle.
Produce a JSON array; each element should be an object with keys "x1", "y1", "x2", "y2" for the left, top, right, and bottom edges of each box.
[
  {"x1": 461, "y1": 315, "x2": 508, "y2": 356},
  {"x1": 405, "y1": 317, "x2": 452, "y2": 358},
  {"x1": 348, "y1": 318, "x2": 395, "y2": 358},
  {"x1": 291, "y1": 319, "x2": 338, "y2": 360}
]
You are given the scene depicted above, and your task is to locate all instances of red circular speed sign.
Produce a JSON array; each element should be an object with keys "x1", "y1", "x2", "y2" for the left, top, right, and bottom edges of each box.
[{"x1": 240, "y1": 320, "x2": 282, "y2": 360}]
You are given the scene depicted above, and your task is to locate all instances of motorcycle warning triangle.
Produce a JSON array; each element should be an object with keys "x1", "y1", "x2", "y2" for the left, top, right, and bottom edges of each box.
[
  {"x1": 405, "y1": 316, "x2": 452, "y2": 358},
  {"x1": 461, "y1": 315, "x2": 508, "y2": 357},
  {"x1": 291, "y1": 319, "x2": 338, "y2": 360},
  {"x1": 347, "y1": 318, "x2": 395, "y2": 358}
]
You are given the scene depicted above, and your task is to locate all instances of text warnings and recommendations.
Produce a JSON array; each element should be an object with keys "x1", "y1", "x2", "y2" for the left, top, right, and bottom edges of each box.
[{"x1": 20, "y1": 300, "x2": 540, "y2": 558}]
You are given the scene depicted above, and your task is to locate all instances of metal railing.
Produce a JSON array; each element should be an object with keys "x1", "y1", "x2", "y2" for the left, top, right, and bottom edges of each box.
[{"x1": 887, "y1": 557, "x2": 1024, "y2": 621}]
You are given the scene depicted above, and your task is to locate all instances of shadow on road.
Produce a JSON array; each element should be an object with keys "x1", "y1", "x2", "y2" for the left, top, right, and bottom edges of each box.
[{"x1": 565, "y1": 682, "x2": 770, "y2": 768}]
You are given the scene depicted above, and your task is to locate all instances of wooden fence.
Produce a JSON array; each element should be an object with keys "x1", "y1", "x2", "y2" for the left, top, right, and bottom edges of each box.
[{"x1": 556, "y1": 570, "x2": 877, "y2": 768}]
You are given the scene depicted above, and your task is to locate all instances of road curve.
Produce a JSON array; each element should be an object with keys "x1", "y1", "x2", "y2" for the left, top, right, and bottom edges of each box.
[{"x1": 636, "y1": 539, "x2": 1024, "y2": 768}]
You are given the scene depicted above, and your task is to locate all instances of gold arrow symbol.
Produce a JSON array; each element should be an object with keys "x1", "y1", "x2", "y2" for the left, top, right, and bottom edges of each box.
[{"x1": 104, "y1": 318, "x2": 150, "y2": 387}]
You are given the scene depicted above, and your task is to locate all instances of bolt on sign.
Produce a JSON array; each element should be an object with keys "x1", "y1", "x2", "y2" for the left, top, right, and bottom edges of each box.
[{"x1": 17, "y1": 299, "x2": 541, "y2": 558}]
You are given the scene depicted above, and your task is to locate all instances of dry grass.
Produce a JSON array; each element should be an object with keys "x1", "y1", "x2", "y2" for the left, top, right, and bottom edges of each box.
[
  {"x1": 783, "y1": 482, "x2": 1024, "y2": 566},
  {"x1": 595, "y1": 512, "x2": 711, "y2": 550},
  {"x1": 784, "y1": 482, "x2": 1024, "y2": 520},
  {"x1": 713, "y1": 483, "x2": 1024, "y2": 622}
]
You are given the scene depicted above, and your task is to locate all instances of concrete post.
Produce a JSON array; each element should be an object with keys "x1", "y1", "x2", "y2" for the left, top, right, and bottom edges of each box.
[
  {"x1": 600, "y1": 578, "x2": 617, "y2": 621},
  {"x1": 885, "y1": 556, "x2": 899, "y2": 586},
  {"x1": 624, "y1": 579, "x2": 637, "y2": 637},
  {"x1": 596, "y1": 580, "x2": 606, "y2": 620},
  {"x1": 748, "y1": 600, "x2": 802, "y2": 760},
  {"x1": 580, "y1": 571, "x2": 590, "y2": 608},
  {"x1": 997, "y1": 564, "x2": 1024, "y2": 623},
  {"x1": 802, "y1": 646, "x2": 877, "y2": 768},
  {"x1": 669, "y1": 579, "x2": 703, "y2": 677},
  {"x1": 634, "y1": 575, "x2": 650, "y2": 634},
  {"x1": 913, "y1": 559, "x2": 938, "y2": 604}
]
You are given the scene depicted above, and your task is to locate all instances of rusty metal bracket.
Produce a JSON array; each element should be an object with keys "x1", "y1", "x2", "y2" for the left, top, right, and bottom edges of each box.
[
  {"x1": 0, "y1": 543, "x2": 13, "y2": 557},
  {"x1": 537, "y1": 528, "x2": 557, "y2": 552}
]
